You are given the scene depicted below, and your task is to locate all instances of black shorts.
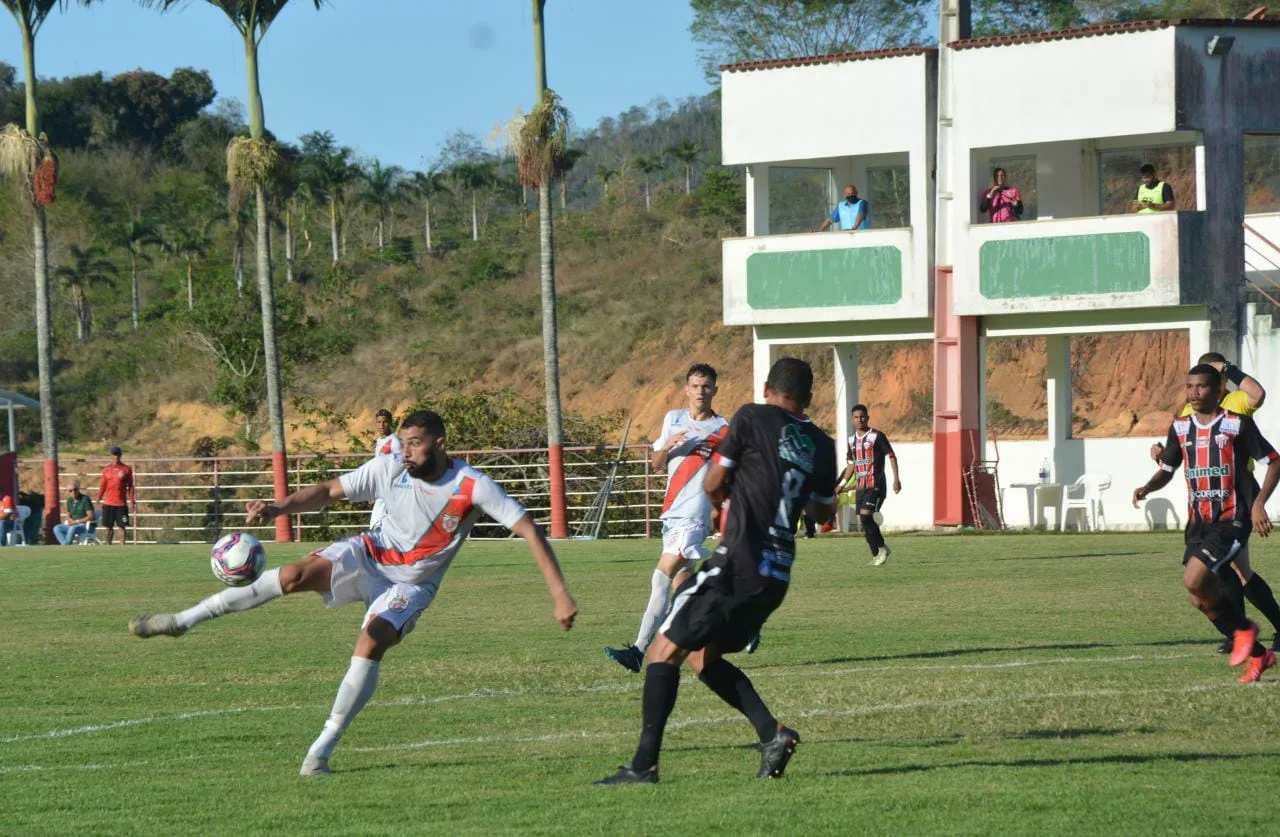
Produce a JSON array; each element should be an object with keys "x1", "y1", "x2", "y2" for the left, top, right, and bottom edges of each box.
[
  {"x1": 661, "y1": 550, "x2": 787, "y2": 653},
  {"x1": 101, "y1": 504, "x2": 129, "y2": 528},
  {"x1": 1183, "y1": 521, "x2": 1249, "y2": 574},
  {"x1": 856, "y1": 488, "x2": 885, "y2": 514}
]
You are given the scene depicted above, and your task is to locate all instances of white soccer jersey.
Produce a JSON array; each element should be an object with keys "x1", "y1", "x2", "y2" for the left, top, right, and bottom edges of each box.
[
  {"x1": 373, "y1": 433, "x2": 403, "y2": 462},
  {"x1": 340, "y1": 456, "x2": 526, "y2": 585},
  {"x1": 653, "y1": 408, "x2": 729, "y2": 527}
]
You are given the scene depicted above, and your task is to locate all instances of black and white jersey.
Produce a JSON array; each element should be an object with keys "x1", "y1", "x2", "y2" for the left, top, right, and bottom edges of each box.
[
  {"x1": 1159, "y1": 410, "x2": 1278, "y2": 528},
  {"x1": 717, "y1": 403, "x2": 837, "y2": 585}
]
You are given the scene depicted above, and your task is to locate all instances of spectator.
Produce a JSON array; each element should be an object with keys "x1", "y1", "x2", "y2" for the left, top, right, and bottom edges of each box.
[
  {"x1": 978, "y1": 167, "x2": 1023, "y2": 223},
  {"x1": 1128, "y1": 164, "x2": 1175, "y2": 214},
  {"x1": 54, "y1": 482, "x2": 95, "y2": 545},
  {"x1": 0, "y1": 493, "x2": 16, "y2": 546},
  {"x1": 819, "y1": 184, "x2": 870, "y2": 231},
  {"x1": 98, "y1": 445, "x2": 136, "y2": 545}
]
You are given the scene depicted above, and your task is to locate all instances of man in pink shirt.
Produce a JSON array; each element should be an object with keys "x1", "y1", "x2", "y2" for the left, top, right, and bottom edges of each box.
[{"x1": 979, "y1": 167, "x2": 1023, "y2": 223}]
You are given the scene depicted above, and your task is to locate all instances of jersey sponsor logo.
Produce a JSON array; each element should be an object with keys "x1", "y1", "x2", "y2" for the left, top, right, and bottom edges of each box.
[
  {"x1": 393, "y1": 472, "x2": 413, "y2": 490},
  {"x1": 1186, "y1": 465, "x2": 1230, "y2": 479},
  {"x1": 1192, "y1": 488, "x2": 1231, "y2": 500},
  {"x1": 1221, "y1": 416, "x2": 1241, "y2": 434},
  {"x1": 779, "y1": 425, "x2": 816, "y2": 472},
  {"x1": 1173, "y1": 419, "x2": 1190, "y2": 435}
]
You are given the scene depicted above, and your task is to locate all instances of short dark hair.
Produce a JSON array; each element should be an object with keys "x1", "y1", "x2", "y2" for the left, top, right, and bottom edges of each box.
[
  {"x1": 375, "y1": 408, "x2": 393, "y2": 421},
  {"x1": 992, "y1": 167, "x2": 1006, "y2": 178},
  {"x1": 766, "y1": 357, "x2": 813, "y2": 401},
  {"x1": 1197, "y1": 351, "x2": 1227, "y2": 365},
  {"x1": 1188, "y1": 363, "x2": 1221, "y2": 391},
  {"x1": 400, "y1": 410, "x2": 445, "y2": 437},
  {"x1": 1140, "y1": 164, "x2": 1156, "y2": 175},
  {"x1": 686, "y1": 363, "x2": 717, "y2": 384},
  {"x1": 852, "y1": 404, "x2": 869, "y2": 415}
]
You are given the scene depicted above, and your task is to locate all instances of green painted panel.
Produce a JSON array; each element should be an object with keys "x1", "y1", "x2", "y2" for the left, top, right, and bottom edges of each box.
[
  {"x1": 746, "y1": 247, "x2": 903, "y2": 309},
  {"x1": 979, "y1": 232, "x2": 1151, "y2": 299}
]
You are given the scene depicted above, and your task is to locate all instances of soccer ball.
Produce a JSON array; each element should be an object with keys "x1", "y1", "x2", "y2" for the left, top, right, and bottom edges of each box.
[{"x1": 211, "y1": 532, "x2": 266, "y2": 587}]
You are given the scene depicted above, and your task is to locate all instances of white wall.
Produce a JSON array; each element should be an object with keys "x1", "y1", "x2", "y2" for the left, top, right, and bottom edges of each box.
[
  {"x1": 840, "y1": 441, "x2": 935, "y2": 532},
  {"x1": 722, "y1": 54, "x2": 933, "y2": 166},
  {"x1": 971, "y1": 140, "x2": 1089, "y2": 222}
]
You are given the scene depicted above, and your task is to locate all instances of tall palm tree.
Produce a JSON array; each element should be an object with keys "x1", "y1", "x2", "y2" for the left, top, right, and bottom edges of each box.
[
  {"x1": 665, "y1": 139, "x2": 701, "y2": 195},
  {"x1": 162, "y1": 217, "x2": 216, "y2": 309},
  {"x1": 554, "y1": 147, "x2": 584, "y2": 212},
  {"x1": 519, "y1": 0, "x2": 571, "y2": 538},
  {"x1": 595, "y1": 165, "x2": 617, "y2": 197},
  {"x1": 406, "y1": 168, "x2": 449, "y2": 253},
  {"x1": 630, "y1": 154, "x2": 662, "y2": 210},
  {"x1": 108, "y1": 217, "x2": 161, "y2": 330},
  {"x1": 449, "y1": 160, "x2": 495, "y2": 242},
  {"x1": 54, "y1": 243, "x2": 117, "y2": 343},
  {"x1": 360, "y1": 159, "x2": 403, "y2": 250},
  {"x1": 300, "y1": 130, "x2": 356, "y2": 264},
  {"x1": 147, "y1": 0, "x2": 327, "y2": 543},
  {"x1": 2, "y1": 0, "x2": 103, "y2": 540}
]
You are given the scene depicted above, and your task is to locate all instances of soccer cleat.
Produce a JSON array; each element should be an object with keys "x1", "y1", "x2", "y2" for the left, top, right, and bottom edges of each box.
[
  {"x1": 1217, "y1": 637, "x2": 1233, "y2": 654},
  {"x1": 604, "y1": 644, "x2": 644, "y2": 673},
  {"x1": 128, "y1": 613, "x2": 187, "y2": 639},
  {"x1": 756, "y1": 726, "x2": 800, "y2": 779},
  {"x1": 1230, "y1": 621, "x2": 1260, "y2": 667},
  {"x1": 871, "y1": 546, "x2": 891, "y2": 567},
  {"x1": 745, "y1": 632, "x2": 762, "y2": 655},
  {"x1": 594, "y1": 764, "x2": 658, "y2": 785},
  {"x1": 1273, "y1": 634, "x2": 1280, "y2": 652},
  {"x1": 1237, "y1": 648, "x2": 1276, "y2": 683},
  {"x1": 299, "y1": 754, "x2": 331, "y2": 776}
]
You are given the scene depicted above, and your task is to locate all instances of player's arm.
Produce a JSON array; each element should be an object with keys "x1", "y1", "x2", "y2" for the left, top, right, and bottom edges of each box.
[
  {"x1": 246, "y1": 478, "x2": 345, "y2": 524},
  {"x1": 1237, "y1": 418, "x2": 1280, "y2": 536},
  {"x1": 704, "y1": 460, "x2": 730, "y2": 511},
  {"x1": 1133, "y1": 426, "x2": 1181, "y2": 507},
  {"x1": 509, "y1": 515, "x2": 577, "y2": 630},
  {"x1": 805, "y1": 440, "x2": 840, "y2": 525},
  {"x1": 880, "y1": 435, "x2": 901, "y2": 493},
  {"x1": 1222, "y1": 362, "x2": 1266, "y2": 410},
  {"x1": 836, "y1": 461, "x2": 856, "y2": 492}
]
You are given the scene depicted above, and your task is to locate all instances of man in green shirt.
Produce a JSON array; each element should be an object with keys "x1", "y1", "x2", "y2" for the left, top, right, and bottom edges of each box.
[
  {"x1": 1128, "y1": 164, "x2": 1175, "y2": 213},
  {"x1": 54, "y1": 482, "x2": 95, "y2": 545}
]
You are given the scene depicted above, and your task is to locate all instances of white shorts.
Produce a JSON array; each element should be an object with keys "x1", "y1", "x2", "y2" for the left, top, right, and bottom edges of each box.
[
  {"x1": 661, "y1": 521, "x2": 711, "y2": 566},
  {"x1": 314, "y1": 536, "x2": 439, "y2": 637}
]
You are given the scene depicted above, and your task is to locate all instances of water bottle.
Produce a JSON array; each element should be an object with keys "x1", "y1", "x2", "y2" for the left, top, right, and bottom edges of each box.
[{"x1": 1038, "y1": 458, "x2": 1051, "y2": 484}]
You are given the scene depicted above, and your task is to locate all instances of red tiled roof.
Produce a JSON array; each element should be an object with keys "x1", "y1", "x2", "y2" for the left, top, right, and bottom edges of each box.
[
  {"x1": 951, "y1": 18, "x2": 1280, "y2": 50},
  {"x1": 720, "y1": 46, "x2": 935, "y2": 74}
]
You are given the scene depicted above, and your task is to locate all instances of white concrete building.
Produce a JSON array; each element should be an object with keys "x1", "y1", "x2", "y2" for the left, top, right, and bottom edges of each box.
[{"x1": 720, "y1": 15, "x2": 1280, "y2": 531}]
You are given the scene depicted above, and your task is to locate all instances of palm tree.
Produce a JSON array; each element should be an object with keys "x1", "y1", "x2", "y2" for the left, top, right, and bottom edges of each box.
[
  {"x1": 1, "y1": 0, "x2": 103, "y2": 539},
  {"x1": 54, "y1": 243, "x2": 116, "y2": 343},
  {"x1": 300, "y1": 130, "x2": 356, "y2": 264},
  {"x1": 146, "y1": 0, "x2": 327, "y2": 544},
  {"x1": 595, "y1": 165, "x2": 617, "y2": 197},
  {"x1": 630, "y1": 154, "x2": 662, "y2": 210},
  {"x1": 162, "y1": 217, "x2": 216, "y2": 309},
  {"x1": 449, "y1": 160, "x2": 495, "y2": 242},
  {"x1": 360, "y1": 159, "x2": 403, "y2": 250},
  {"x1": 665, "y1": 139, "x2": 701, "y2": 195},
  {"x1": 554, "y1": 147, "x2": 585, "y2": 212},
  {"x1": 518, "y1": 0, "x2": 571, "y2": 537},
  {"x1": 406, "y1": 168, "x2": 449, "y2": 253},
  {"x1": 108, "y1": 217, "x2": 161, "y2": 330}
]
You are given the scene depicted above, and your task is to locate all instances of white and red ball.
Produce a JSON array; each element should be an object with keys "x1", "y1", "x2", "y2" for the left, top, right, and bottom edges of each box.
[{"x1": 210, "y1": 532, "x2": 266, "y2": 587}]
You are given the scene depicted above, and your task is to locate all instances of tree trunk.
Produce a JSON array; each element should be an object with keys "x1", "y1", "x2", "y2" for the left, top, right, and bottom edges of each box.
[
  {"x1": 284, "y1": 208, "x2": 295, "y2": 283},
  {"x1": 644, "y1": 179, "x2": 651, "y2": 210},
  {"x1": 471, "y1": 191, "x2": 479, "y2": 241},
  {"x1": 424, "y1": 199, "x2": 432, "y2": 253},
  {"x1": 559, "y1": 178, "x2": 567, "y2": 212},
  {"x1": 186, "y1": 260, "x2": 194, "y2": 310},
  {"x1": 685, "y1": 164, "x2": 692, "y2": 195},
  {"x1": 233, "y1": 223, "x2": 245, "y2": 295},
  {"x1": 73, "y1": 285, "x2": 88, "y2": 344},
  {"x1": 329, "y1": 196, "x2": 340, "y2": 263},
  {"x1": 377, "y1": 217, "x2": 385, "y2": 250},
  {"x1": 130, "y1": 252, "x2": 140, "y2": 331}
]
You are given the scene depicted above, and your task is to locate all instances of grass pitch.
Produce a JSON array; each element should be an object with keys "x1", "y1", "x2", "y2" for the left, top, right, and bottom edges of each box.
[{"x1": 3, "y1": 532, "x2": 1280, "y2": 835}]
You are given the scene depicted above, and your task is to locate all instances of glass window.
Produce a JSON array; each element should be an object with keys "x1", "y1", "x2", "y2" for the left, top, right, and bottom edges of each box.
[
  {"x1": 768, "y1": 167, "x2": 832, "y2": 235},
  {"x1": 1098, "y1": 146, "x2": 1196, "y2": 215},
  {"x1": 983, "y1": 156, "x2": 1037, "y2": 221},
  {"x1": 1245, "y1": 134, "x2": 1280, "y2": 214},
  {"x1": 866, "y1": 165, "x2": 911, "y2": 228}
]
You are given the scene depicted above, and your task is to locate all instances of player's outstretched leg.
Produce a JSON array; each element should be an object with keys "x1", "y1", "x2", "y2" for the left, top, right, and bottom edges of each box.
[
  {"x1": 605, "y1": 554, "x2": 688, "y2": 673},
  {"x1": 1240, "y1": 570, "x2": 1280, "y2": 650},
  {"x1": 694, "y1": 654, "x2": 797, "y2": 778},
  {"x1": 862, "y1": 511, "x2": 888, "y2": 566}
]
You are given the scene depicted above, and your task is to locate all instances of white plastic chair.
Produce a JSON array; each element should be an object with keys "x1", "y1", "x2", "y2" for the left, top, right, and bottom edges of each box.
[
  {"x1": 10, "y1": 505, "x2": 31, "y2": 545},
  {"x1": 71, "y1": 511, "x2": 102, "y2": 546},
  {"x1": 1060, "y1": 474, "x2": 1111, "y2": 532}
]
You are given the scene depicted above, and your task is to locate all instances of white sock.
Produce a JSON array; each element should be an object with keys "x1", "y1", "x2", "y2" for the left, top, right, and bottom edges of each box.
[
  {"x1": 175, "y1": 568, "x2": 284, "y2": 629},
  {"x1": 634, "y1": 569, "x2": 673, "y2": 653},
  {"x1": 307, "y1": 656, "x2": 380, "y2": 762}
]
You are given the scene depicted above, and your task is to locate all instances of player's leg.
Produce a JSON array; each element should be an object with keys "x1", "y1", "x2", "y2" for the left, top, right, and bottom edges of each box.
[
  {"x1": 1232, "y1": 551, "x2": 1280, "y2": 644},
  {"x1": 1183, "y1": 553, "x2": 1264, "y2": 667},
  {"x1": 605, "y1": 526, "x2": 705, "y2": 672},
  {"x1": 103, "y1": 507, "x2": 115, "y2": 545}
]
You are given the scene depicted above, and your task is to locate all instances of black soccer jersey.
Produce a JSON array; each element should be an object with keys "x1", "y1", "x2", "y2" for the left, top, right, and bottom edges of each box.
[
  {"x1": 1159, "y1": 410, "x2": 1279, "y2": 527},
  {"x1": 717, "y1": 403, "x2": 837, "y2": 585},
  {"x1": 846, "y1": 429, "x2": 895, "y2": 492}
]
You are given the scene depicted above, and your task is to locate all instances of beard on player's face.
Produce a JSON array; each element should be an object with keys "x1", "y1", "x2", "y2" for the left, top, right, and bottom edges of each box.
[{"x1": 405, "y1": 444, "x2": 446, "y2": 479}]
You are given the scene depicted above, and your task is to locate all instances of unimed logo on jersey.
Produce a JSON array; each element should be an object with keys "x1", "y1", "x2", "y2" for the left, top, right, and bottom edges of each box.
[
  {"x1": 779, "y1": 425, "x2": 815, "y2": 472},
  {"x1": 1186, "y1": 465, "x2": 1230, "y2": 479}
]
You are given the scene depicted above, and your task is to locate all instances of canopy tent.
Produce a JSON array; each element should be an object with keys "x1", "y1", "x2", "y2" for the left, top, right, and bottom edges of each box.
[{"x1": 0, "y1": 389, "x2": 39, "y2": 453}]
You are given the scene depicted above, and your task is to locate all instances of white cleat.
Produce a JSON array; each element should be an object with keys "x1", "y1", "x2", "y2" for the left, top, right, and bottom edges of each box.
[
  {"x1": 128, "y1": 613, "x2": 187, "y2": 638},
  {"x1": 299, "y1": 754, "x2": 331, "y2": 776},
  {"x1": 871, "y1": 547, "x2": 891, "y2": 567}
]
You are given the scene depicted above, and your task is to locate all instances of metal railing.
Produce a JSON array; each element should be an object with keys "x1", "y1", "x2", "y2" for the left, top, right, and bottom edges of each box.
[{"x1": 26, "y1": 445, "x2": 665, "y2": 544}]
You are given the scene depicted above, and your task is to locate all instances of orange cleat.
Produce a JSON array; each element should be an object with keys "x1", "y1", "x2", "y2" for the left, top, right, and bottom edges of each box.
[
  {"x1": 1230, "y1": 621, "x2": 1260, "y2": 667},
  {"x1": 1237, "y1": 648, "x2": 1276, "y2": 683}
]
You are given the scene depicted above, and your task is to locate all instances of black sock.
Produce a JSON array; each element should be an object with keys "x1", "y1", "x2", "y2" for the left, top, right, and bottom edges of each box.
[
  {"x1": 1219, "y1": 569, "x2": 1248, "y2": 622},
  {"x1": 631, "y1": 662, "x2": 680, "y2": 772},
  {"x1": 1244, "y1": 573, "x2": 1280, "y2": 634},
  {"x1": 863, "y1": 517, "x2": 884, "y2": 554},
  {"x1": 698, "y1": 658, "x2": 777, "y2": 743}
]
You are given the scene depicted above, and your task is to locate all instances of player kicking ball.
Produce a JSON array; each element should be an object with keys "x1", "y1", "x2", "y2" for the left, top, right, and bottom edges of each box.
[
  {"x1": 129, "y1": 410, "x2": 577, "y2": 774},
  {"x1": 605, "y1": 363, "x2": 728, "y2": 672}
]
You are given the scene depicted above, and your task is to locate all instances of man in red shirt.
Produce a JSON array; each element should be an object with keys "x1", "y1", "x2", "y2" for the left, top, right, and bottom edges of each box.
[
  {"x1": 0, "y1": 494, "x2": 16, "y2": 546},
  {"x1": 98, "y1": 446, "x2": 135, "y2": 545}
]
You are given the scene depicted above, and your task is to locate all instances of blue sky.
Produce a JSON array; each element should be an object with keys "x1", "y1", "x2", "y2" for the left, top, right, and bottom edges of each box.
[{"x1": 4, "y1": 0, "x2": 712, "y2": 171}]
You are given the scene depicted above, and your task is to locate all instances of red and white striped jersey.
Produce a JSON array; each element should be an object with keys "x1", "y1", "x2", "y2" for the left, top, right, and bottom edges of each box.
[
  {"x1": 340, "y1": 456, "x2": 526, "y2": 584},
  {"x1": 373, "y1": 433, "x2": 403, "y2": 462},
  {"x1": 653, "y1": 408, "x2": 729, "y2": 527}
]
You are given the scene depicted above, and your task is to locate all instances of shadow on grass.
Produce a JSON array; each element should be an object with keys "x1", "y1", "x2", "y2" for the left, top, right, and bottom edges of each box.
[
  {"x1": 793, "y1": 637, "x2": 1214, "y2": 667},
  {"x1": 989, "y1": 551, "x2": 1149, "y2": 561},
  {"x1": 821, "y1": 749, "x2": 1280, "y2": 778}
]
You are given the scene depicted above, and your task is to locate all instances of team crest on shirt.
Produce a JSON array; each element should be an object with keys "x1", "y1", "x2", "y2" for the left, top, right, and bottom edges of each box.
[
  {"x1": 441, "y1": 513, "x2": 460, "y2": 533},
  {"x1": 779, "y1": 425, "x2": 816, "y2": 472},
  {"x1": 1215, "y1": 433, "x2": 1229, "y2": 449},
  {"x1": 387, "y1": 594, "x2": 409, "y2": 612}
]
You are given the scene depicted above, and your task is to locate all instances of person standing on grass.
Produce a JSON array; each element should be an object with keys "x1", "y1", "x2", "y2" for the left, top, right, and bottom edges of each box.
[
  {"x1": 835, "y1": 404, "x2": 900, "y2": 566},
  {"x1": 129, "y1": 410, "x2": 577, "y2": 775},
  {"x1": 1132, "y1": 365, "x2": 1280, "y2": 683},
  {"x1": 596, "y1": 358, "x2": 836, "y2": 784},
  {"x1": 604, "y1": 363, "x2": 729, "y2": 673},
  {"x1": 97, "y1": 446, "x2": 135, "y2": 545},
  {"x1": 370, "y1": 407, "x2": 403, "y2": 529}
]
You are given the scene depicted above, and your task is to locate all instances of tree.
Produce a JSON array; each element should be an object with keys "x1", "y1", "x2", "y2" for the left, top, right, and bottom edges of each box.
[
  {"x1": 360, "y1": 159, "x2": 403, "y2": 250},
  {"x1": 553, "y1": 147, "x2": 585, "y2": 211},
  {"x1": 630, "y1": 153, "x2": 662, "y2": 210},
  {"x1": 595, "y1": 165, "x2": 617, "y2": 197},
  {"x1": 449, "y1": 159, "x2": 495, "y2": 242},
  {"x1": 54, "y1": 243, "x2": 116, "y2": 343},
  {"x1": 689, "y1": 0, "x2": 931, "y2": 83},
  {"x1": 517, "y1": 0, "x2": 571, "y2": 538},
  {"x1": 406, "y1": 168, "x2": 449, "y2": 253},
  {"x1": 107, "y1": 217, "x2": 161, "y2": 330},
  {"x1": 146, "y1": 0, "x2": 328, "y2": 544},
  {"x1": 1, "y1": 0, "x2": 104, "y2": 541},
  {"x1": 161, "y1": 217, "x2": 216, "y2": 309},
  {"x1": 299, "y1": 129, "x2": 356, "y2": 264},
  {"x1": 665, "y1": 139, "x2": 701, "y2": 195}
]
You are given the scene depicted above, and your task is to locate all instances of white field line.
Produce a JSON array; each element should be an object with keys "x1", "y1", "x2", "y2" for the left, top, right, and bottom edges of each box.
[{"x1": 0, "y1": 649, "x2": 1240, "y2": 747}]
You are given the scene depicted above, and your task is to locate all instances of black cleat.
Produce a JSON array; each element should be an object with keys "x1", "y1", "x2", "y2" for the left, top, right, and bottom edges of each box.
[
  {"x1": 594, "y1": 764, "x2": 658, "y2": 785},
  {"x1": 745, "y1": 632, "x2": 762, "y2": 655},
  {"x1": 1273, "y1": 634, "x2": 1280, "y2": 653},
  {"x1": 604, "y1": 644, "x2": 644, "y2": 673},
  {"x1": 1217, "y1": 637, "x2": 1232, "y2": 654},
  {"x1": 757, "y1": 726, "x2": 800, "y2": 779}
]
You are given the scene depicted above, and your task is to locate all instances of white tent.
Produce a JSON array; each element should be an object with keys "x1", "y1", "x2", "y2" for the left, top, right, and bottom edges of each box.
[{"x1": 0, "y1": 389, "x2": 39, "y2": 453}]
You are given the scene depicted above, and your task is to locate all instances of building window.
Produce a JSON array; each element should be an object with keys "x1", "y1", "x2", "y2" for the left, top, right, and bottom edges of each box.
[
  {"x1": 768, "y1": 167, "x2": 833, "y2": 235},
  {"x1": 1245, "y1": 134, "x2": 1280, "y2": 214},
  {"x1": 1098, "y1": 146, "x2": 1196, "y2": 215},
  {"x1": 867, "y1": 165, "x2": 911, "y2": 228},
  {"x1": 984, "y1": 155, "x2": 1037, "y2": 221}
]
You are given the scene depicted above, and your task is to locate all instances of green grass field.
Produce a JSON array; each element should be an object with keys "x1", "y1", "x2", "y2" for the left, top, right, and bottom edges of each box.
[{"x1": 3, "y1": 533, "x2": 1280, "y2": 835}]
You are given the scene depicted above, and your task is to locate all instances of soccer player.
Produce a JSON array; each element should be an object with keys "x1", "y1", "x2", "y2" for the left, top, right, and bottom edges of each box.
[
  {"x1": 98, "y1": 445, "x2": 135, "y2": 546},
  {"x1": 1149, "y1": 353, "x2": 1280, "y2": 651},
  {"x1": 604, "y1": 363, "x2": 729, "y2": 673},
  {"x1": 128, "y1": 410, "x2": 578, "y2": 774},
  {"x1": 596, "y1": 358, "x2": 837, "y2": 784},
  {"x1": 836, "y1": 404, "x2": 901, "y2": 566},
  {"x1": 370, "y1": 408, "x2": 403, "y2": 529},
  {"x1": 1132, "y1": 364, "x2": 1280, "y2": 682}
]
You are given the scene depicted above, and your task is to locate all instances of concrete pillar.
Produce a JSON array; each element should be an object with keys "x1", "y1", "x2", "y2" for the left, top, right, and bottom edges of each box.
[
  {"x1": 1189, "y1": 320, "x2": 1212, "y2": 368},
  {"x1": 833, "y1": 344, "x2": 858, "y2": 466},
  {"x1": 746, "y1": 165, "x2": 769, "y2": 237},
  {"x1": 752, "y1": 334, "x2": 777, "y2": 403},
  {"x1": 1194, "y1": 140, "x2": 1208, "y2": 212},
  {"x1": 933, "y1": 267, "x2": 981, "y2": 526},
  {"x1": 1046, "y1": 335, "x2": 1071, "y2": 484}
]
